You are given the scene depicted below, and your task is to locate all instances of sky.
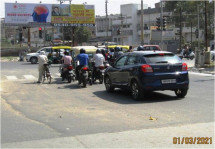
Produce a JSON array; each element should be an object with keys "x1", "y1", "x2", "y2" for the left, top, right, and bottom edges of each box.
[{"x1": 0, "y1": 0, "x2": 160, "y2": 18}]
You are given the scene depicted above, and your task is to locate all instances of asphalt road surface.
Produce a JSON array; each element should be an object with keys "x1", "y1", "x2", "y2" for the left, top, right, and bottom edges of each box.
[{"x1": 1, "y1": 61, "x2": 214, "y2": 144}]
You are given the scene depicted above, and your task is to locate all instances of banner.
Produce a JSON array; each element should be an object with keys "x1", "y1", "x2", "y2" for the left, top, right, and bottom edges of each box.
[
  {"x1": 5, "y1": 3, "x2": 52, "y2": 25},
  {"x1": 51, "y1": 4, "x2": 95, "y2": 26}
]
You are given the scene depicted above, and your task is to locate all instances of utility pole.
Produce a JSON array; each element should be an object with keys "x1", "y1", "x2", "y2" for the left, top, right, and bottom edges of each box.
[
  {"x1": 105, "y1": 0, "x2": 109, "y2": 45},
  {"x1": 197, "y1": 5, "x2": 200, "y2": 52},
  {"x1": 140, "y1": 0, "x2": 144, "y2": 45},
  {"x1": 28, "y1": 27, "x2": 31, "y2": 47},
  {"x1": 179, "y1": 7, "x2": 182, "y2": 51},
  {"x1": 205, "y1": 0, "x2": 208, "y2": 52},
  {"x1": 190, "y1": 22, "x2": 192, "y2": 49},
  {"x1": 120, "y1": 13, "x2": 124, "y2": 45},
  {"x1": 160, "y1": 0, "x2": 163, "y2": 49}
]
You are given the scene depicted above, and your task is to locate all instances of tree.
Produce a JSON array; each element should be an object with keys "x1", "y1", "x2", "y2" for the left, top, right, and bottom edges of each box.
[
  {"x1": 165, "y1": 0, "x2": 214, "y2": 40},
  {"x1": 74, "y1": 26, "x2": 92, "y2": 44}
]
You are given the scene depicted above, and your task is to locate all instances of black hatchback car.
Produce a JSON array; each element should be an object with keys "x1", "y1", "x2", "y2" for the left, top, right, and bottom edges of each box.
[{"x1": 104, "y1": 51, "x2": 189, "y2": 100}]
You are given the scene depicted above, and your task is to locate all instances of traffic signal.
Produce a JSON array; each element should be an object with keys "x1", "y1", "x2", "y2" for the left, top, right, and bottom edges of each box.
[
  {"x1": 163, "y1": 17, "x2": 166, "y2": 30},
  {"x1": 39, "y1": 27, "x2": 43, "y2": 38},
  {"x1": 117, "y1": 29, "x2": 121, "y2": 35},
  {"x1": 195, "y1": 29, "x2": 199, "y2": 38},
  {"x1": 156, "y1": 17, "x2": 161, "y2": 30},
  {"x1": 19, "y1": 33, "x2": 22, "y2": 42}
]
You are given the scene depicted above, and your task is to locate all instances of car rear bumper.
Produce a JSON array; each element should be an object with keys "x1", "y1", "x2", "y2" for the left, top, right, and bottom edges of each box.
[{"x1": 138, "y1": 71, "x2": 189, "y2": 91}]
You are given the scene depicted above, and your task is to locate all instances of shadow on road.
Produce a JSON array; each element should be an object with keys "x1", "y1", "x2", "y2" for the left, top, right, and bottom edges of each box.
[{"x1": 93, "y1": 90, "x2": 178, "y2": 104}]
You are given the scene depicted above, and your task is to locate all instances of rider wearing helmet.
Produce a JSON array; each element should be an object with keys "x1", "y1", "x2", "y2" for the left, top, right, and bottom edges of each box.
[
  {"x1": 75, "y1": 48, "x2": 89, "y2": 80},
  {"x1": 113, "y1": 47, "x2": 124, "y2": 59},
  {"x1": 137, "y1": 46, "x2": 144, "y2": 51},
  {"x1": 92, "y1": 49, "x2": 105, "y2": 83}
]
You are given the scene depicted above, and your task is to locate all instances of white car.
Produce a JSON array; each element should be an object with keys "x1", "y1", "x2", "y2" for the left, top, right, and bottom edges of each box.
[
  {"x1": 26, "y1": 47, "x2": 65, "y2": 64},
  {"x1": 26, "y1": 47, "x2": 52, "y2": 64}
]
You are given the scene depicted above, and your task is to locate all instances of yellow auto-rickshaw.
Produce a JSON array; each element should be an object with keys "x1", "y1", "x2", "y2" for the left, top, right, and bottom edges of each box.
[
  {"x1": 48, "y1": 46, "x2": 72, "y2": 64},
  {"x1": 71, "y1": 46, "x2": 97, "y2": 69},
  {"x1": 107, "y1": 45, "x2": 130, "y2": 52}
]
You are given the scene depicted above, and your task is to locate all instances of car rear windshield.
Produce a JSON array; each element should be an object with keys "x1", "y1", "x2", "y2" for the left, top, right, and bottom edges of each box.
[{"x1": 143, "y1": 53, "x2": 182, "y2": 64}]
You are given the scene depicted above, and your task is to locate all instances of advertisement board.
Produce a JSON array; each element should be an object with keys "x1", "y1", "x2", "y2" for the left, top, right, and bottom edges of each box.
[
  {"x1": 5, "y1": 3, "x2": 95, "y2": 27},
  {"x1": 51, "y1": 4, "x2": 95, "y2": 26},
  {"x1": 5, "y1": 3, "x2": 52, "y2": 26}
]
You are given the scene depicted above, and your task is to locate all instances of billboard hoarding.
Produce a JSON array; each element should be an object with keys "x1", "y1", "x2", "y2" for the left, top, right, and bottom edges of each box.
[
  {"x1": 5, "y1": 3, "x2": 95, "y2": 27},
  {"x1": 5, "y1": 3, "x2": 52, "y2": 25}
]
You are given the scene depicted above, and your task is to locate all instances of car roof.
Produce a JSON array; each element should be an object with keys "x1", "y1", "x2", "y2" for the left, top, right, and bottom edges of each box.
[
  {"x1": 125, "y1": 51, "x2": 173, "y2": 56},
  {"x1": 143, "y1": 45, "x2": 160, "y2": 47}
]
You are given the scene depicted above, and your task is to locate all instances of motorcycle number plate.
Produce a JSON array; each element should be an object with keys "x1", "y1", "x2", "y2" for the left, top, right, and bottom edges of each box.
[{"x1": 69, "y1": 71, "x2": 73, "y2": 73}]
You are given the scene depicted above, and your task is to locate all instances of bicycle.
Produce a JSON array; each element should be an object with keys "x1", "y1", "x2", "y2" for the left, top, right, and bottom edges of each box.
[{"x1": 42, "y1": 63, "x2": 52, "y2": 84}]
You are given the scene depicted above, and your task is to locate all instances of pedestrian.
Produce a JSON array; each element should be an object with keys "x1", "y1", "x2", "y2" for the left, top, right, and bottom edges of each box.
[{"x1": 37, "y1": 51, "x2": 48, "y2": 83}]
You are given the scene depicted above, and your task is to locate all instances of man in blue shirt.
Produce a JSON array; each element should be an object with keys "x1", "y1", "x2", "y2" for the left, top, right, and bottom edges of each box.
[{"x1": 75, "y1": 48, "x2": 89, "y2": 80}]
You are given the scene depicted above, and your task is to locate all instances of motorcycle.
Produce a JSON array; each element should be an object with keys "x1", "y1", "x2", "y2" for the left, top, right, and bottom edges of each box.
[
  {"x1": 92, "y1": 61, "x2": 109, "y2": 84},
  {"x1": 182, "y1": 51, "x2": 195, "y2": 60},
  {"x1": 60, "y1": 65, "x2": 75, "y2": 83},
  {"x1": 78, "y1": 66, "x2": 92, "y2": 87}
]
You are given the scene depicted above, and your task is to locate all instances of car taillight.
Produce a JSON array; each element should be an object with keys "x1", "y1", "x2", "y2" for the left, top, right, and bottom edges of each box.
[
  {"x1": 182, "y1": 63, "x2": 188, "y2": 71},
  {"x1": 141, "y1": 64, "x2": 153, "y2": 73},
  {"x1": 99, "y1": 66, "x2": 105, "y2": 70},
  {"x1": 68, "y1": 66, "x2": 73, "y2": 70},
  {"x1": 82, "y1": 67, "x2": 88, "y2": 71}
]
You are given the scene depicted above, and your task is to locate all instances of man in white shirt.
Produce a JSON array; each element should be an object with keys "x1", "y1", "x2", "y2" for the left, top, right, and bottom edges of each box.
[
  {"x1": 37, "y1": 51, "x2": 48, "y2": 83},
  {"x1": 92, "y1": 49, "x2": 105, "y2": 83}
]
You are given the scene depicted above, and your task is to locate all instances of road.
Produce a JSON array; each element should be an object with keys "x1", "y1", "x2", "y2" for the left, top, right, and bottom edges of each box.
[{"x1": 1, "y1": 61, "x2": 214, "y2": 147}]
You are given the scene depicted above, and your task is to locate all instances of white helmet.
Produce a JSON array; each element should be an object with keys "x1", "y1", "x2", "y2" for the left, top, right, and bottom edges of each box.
[{"x1": 40, "y1": 51, "x2": 45, "y2": 55}]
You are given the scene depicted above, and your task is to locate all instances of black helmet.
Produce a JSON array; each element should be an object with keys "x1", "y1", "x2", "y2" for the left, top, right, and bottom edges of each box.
[
  {"x1": 80, "y1": 48, "x2": 86, "y2": 54},
  {"x1": 96, "y1": 49, "x2": 101, "y2": 54},
  {"x1": 137, "y1": 46, "x2": 144, "y2": 51},
  {"x1": 115, "y1": 47, "x2": 121, "y2": 52},
  {"x1": 64, "y1": 51, "x2": 69, "y2": 55}
]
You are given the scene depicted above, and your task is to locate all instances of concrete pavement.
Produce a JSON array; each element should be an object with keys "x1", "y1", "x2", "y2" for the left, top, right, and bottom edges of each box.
[{"x1": 2, "y1": 122, "x2": 214, "y2": 148}]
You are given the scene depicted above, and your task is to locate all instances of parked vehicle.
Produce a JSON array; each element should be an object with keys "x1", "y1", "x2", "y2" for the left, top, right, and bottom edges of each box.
[
  {"x1": 26, "y1": 46, "x2": 72, "y2": 64},
  {"x1": 60, "y1": 65, "x2": 75, "y2": 83},
  {"x1": 104, "y1": 51, "x2": 189, "y2": 100},
  {"x1": 183, "y1": 51, "x2": 195, "y2": 60},
  {"x1": 78, "y1": 66, "x2": 92, "y2": 87}
]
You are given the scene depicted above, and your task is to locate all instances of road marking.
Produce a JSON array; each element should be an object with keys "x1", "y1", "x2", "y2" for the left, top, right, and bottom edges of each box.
[
  {"x1": 55, "y1": 73, "x2": 61, "y2": 76},
  {"x1": 189, "y1": 72, "x2": 214, "y2": 77},
  {"x1": 6, "y1": 76, "x2": 18, "y2": 80},
  {"x1": 23, "y1": 75, "x2": 36, "y2": 79}
]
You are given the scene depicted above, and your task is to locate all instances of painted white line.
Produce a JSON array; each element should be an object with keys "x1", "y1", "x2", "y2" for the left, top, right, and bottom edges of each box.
[
  {"x1": 6, "y1": 76, "x2": 18, "y2": 80},
  {"x1": 55, "y1": 73, "x2": 61, "y2": 76},
  {"x1": 189, "y1": 72, "x2": 214, "y2": 77},
  {"x1": 23, "y1": 75, "x2": 36, "y2": 79}
]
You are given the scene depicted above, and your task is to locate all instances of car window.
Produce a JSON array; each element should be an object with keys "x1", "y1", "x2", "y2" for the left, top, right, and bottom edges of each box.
[
  {"x1": 115, "y1": 56, "x2": 128, "y2": 67},
  {"x1": 45, "y1": 48, "x2": 51, "y2": 53},
  {"x1": 126, "y1": 56, "x2": 137, "y2": 65},
  {"x1": 143, "y1": 53, "x2": 182, "y2": 64}
]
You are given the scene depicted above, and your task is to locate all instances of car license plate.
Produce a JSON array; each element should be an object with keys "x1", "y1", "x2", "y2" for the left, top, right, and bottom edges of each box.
[{"x1": 161, "y1": 79, "x2": 176, "y2": 84}]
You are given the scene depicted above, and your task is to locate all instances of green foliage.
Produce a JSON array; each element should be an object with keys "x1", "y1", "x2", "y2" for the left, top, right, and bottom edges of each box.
[
  {"x1": 165, "y1": 1, "x2": 214, "y2": 40},
  {"x1": 74, "y1": 27, "x2": 92, "y2": 44}
]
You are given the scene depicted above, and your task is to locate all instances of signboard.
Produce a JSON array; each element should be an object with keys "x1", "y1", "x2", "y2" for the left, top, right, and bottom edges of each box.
[
  {"x1": 5, "y1": 3, "x2": 52, "y2": 26},
  {"x1": 52, "y1": 4, "x2": 95, "y2": 26},
  {"x1": 5, "y1": 3, "x2": 95, "y2": 27}
]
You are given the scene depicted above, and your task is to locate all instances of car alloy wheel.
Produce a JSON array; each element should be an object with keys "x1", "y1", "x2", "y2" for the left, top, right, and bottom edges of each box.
[
  {"x1": 131, "y1": 81, "x2": 143, "y2": 100},
  {"x1": 30, "y1": 57, "x2": 38, "y2": 64},
  {"x1": 175, "y1": 88, "x2": 188, "y2": 98},
  {"x1": 105, "y1": 76, "x2": 114, "y2": 92}
]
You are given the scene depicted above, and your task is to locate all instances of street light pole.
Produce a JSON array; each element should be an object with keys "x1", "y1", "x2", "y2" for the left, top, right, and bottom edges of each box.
[
  {"x1": 105, "y1": 0, "x2": 109, "y2": 45},
  {"x1": 140, "y1": 0, "x2": 144, "y2": 45}
]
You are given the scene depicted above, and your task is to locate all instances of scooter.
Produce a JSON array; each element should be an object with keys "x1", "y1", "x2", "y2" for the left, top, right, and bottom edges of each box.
[
  {"x1": 61, "y1": 65, "x2": 75, "y2": 83},
  {"x1": 78, "y1": 66, "x2": 92, "y2": 87}
]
